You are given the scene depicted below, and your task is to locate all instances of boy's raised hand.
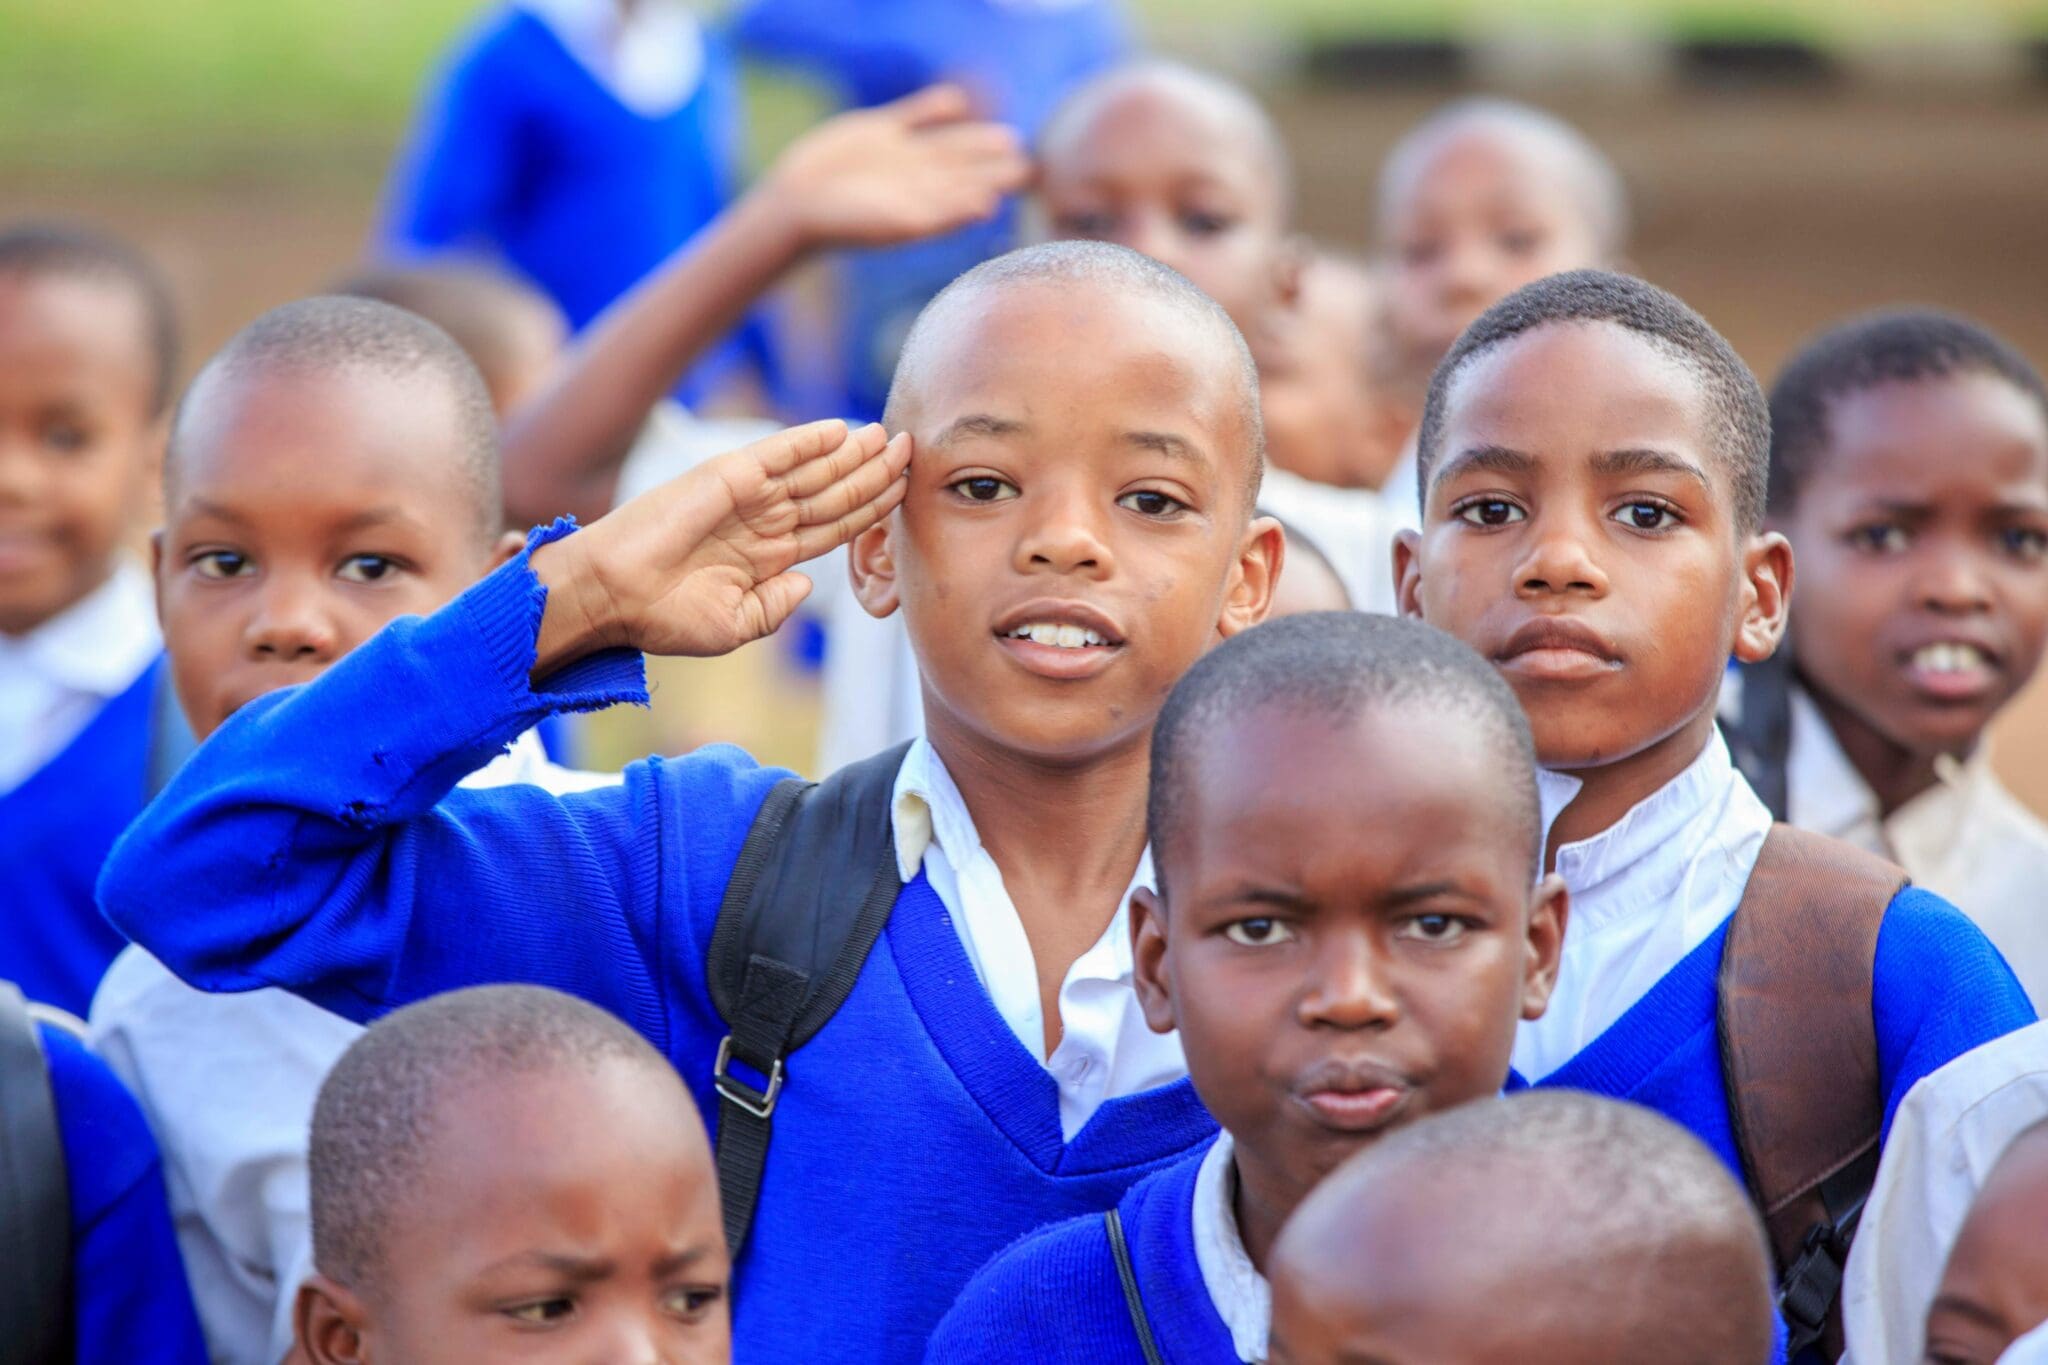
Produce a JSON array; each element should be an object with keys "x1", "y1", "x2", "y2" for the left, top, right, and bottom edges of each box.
[
  {"x1": 761, "y1": 84, "x2": 1032, "y2": 249},
  {"x1": 531, "y1": 420, "x2": 909, "y2": 674}
]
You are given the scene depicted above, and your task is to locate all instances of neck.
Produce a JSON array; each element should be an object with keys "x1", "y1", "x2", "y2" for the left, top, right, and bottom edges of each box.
[
  {"x1": 1545, "y1": 706, "x2": 1718, "y2": 864},
  {"x1": 1803, "y1": 677, "x2": 1947, "y2": 816},
  {"x1": 1229, "y1": 1146, "x2": 1308, "y2": 1278}
]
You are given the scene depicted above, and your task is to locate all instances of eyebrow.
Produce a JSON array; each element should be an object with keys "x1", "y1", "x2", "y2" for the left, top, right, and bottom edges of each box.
[
  {"x1": 1431, "y1": 444, "x2": 1536, "y2": 491},
  {"x1": 932, "y1": 414, "x2": 1027, "y2": 445},
  {"x1": 478, "y1": 1251, "x2": 617, "y2": 1284},
  {"x1": 1588, "y1": 447, "x2": 1710, "y2": 486},
  {"x1": 652, "y1": 1246, "x2": 717, "y2": 1277},
  {"x1": 1379, "y1": 881, "x2": 1484, "y2": 909},
  {"x1": 1123, "y1": 430, "x2": 1208, "y2": 465}
]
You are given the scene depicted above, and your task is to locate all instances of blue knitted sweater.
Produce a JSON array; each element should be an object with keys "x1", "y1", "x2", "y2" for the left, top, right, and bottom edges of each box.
[{"x1": 99, "y1": 527, "x2": 1217, "y2": 1362}]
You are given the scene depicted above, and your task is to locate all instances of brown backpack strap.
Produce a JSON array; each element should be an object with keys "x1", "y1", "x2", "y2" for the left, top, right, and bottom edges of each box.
[{"x1": 1719, "y1": 825, "x2": 1906, "y2": 1360}]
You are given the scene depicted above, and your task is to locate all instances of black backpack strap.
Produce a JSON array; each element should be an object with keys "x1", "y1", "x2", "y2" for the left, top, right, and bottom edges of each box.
[
  {"x1": 1722, "y1": 647, "x2": 1794, "y2": 822},
  {"x1": 705, "y1": 741, "x2": 911, "y2": 1256},
  {"x1": 1105, "y1": 1207, "x2": 1166, "y2": 1365},
  {"x1": 1719, "y1": 826, "x2": 1903, "y2": 1361},
  {"x1": 0, "y1": 981, "x2": 74, "y2": 1365}
]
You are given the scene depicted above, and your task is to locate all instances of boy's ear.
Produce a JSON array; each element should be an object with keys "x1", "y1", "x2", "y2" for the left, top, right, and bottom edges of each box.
[
  {"x1": 1218, "y1": 515, "x2": 1283, "y2": 639},
  {"x1": 1732, "y1": 530, "x2": 1795, "y2": 665},
  {"x1": 1273, "y1": 234, "x2": 1311, "y2": 311},
  {"x1": 490, "y1": 528, "x2": 526, "y2": 569},
  {"x1": 1129, "y1": 886, "x2": 1179, "y2": 1036},
  {"x1": 149, "y1": 529, "x2": 167, "y2": 629},
  {"x1": 1519, "y1": 873, "x2": 1569, "y2": 1022},
  {"x1": 294, "y1": 1275, "x2": 369, "y2": 1365},
  {"x1": 848, "y1": 518, "x2": 902, "y2": 620},
  {"x1": 1392, "y1": 528, "x2": 1424, "y2": 620}
]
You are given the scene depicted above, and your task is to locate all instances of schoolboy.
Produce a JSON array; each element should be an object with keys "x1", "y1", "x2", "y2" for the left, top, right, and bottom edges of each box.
[
  {"x1": 91, "y1": 294, "x2": 617, "y2": 1365},
  {"x1": 1922, "y1": 1116, "x2": 2048, "y2": 1365},
  {"x1": 101, "y1": 242, "x2": 1284, "y2": 1361},
  {"x1": 926, "y1": 612, "x2": 1566, "y2": 1362},
  {"x1": 1393, "y1": 268, "x2": 2035, "y2": 1348},
  {"x1": 0, "y1": 221, "x2": 179, "y2": 1016},
  {"x1": 1373, "y1": 99, "x2": 1628, "y2": 539},
  {"x1": 1267, "y1": 1091, "x2": 1776, "y2": 1365},
  {"x1": 1726, "y1": 311, "x2": 2048, "y2": 1010},
  {"x1": 4, "y1": 984, "x2": 209, "y2": 1361},
  {"x1": 295, "y1": 984, "x2": 730, "y2": 1364}
]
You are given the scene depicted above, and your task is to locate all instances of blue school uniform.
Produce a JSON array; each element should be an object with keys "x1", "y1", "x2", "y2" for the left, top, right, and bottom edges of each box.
[
  {"x1": 39, "y1": 1022, "x2": 210, "y2": 1361},
  {"x1": 926, "y1": 1139, "x2": 1236, "y2": 1364},
  {"x1": 732, "y1": 0, "x2": 1130, "y2": 419},
  {"x1": 376, "y1": 4, "x2": 753, "y2": 404},
  {"x1": 0, "y1": 656, "x2": 164, "y2": 1016},
  {"x1": 98, "y1": 523, "x2": 1217, "y2": 1363}
]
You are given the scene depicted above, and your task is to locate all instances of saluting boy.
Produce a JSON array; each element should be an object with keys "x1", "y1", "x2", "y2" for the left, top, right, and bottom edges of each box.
[
  {"x1": 926, "y1": 612, "x2": 1565, "y2": 1363},
  {"x1": 101, "y1": 241, "x2": 1283, "y2": 1362},
  {"x1": 1393, "y1": 268, "x2": 2035, "y2": 1354}
]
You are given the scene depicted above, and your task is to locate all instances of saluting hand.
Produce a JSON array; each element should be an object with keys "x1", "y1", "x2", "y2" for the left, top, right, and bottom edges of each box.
[{"x1": 530, "y1": 420, "x2": 910, "y2": 675}]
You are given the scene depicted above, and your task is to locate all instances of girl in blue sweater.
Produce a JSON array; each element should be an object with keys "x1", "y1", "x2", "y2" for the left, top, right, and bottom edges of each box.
[
  {"x1": 101, "y1": 242, "x2": 1284, "y2": 1363},
  {"x1": 927, "y1": 612, "x2": 1567, "y2": 1363}
]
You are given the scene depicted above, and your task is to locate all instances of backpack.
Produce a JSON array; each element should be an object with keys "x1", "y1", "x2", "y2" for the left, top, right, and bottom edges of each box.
[
  {"x1": 705, "y1": 741, "x2": 910, "y2": 1255},
  {"x1": 0, "y1": 980, "x2": 76, "y2": 1365},
  {"x1": 1719, "y1": 824, "x2": 1905, "y2": 1361}
]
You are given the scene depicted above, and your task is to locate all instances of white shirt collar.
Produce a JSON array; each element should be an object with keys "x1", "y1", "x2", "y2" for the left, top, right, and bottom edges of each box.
[
  {"x1": 0, "y1": 558, "x2": 159, "y2": 697},
  {"x1": 1786, "y1": 687, "x2": 1888, "y2": 851},
  {"x1": 1191, "y1": 1132, "x2": 1270, "y2": 1363},
  {"x1": 520, "y1": 0, "x2": 705, "y2": 116}
]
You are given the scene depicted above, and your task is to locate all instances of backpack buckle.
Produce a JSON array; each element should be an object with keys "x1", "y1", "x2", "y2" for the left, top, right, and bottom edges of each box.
[
  {"x1": 1778, "y1": 1220, "x2": 1848, "y2": 1355},
  {"x1": 713, "y1": 1035, "x2": 784, "y2": 1120}
]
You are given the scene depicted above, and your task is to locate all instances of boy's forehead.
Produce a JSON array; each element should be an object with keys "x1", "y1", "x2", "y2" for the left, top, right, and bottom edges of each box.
[
  {"x1": 1383, "y1": 122, "x2": 1607, "y2": 238},
  {"x1": 0, "y1": 271, "x2": 155, "y2": 396},
  {"x1": 1041, "y1": 76, "x2": 1283, "y2": 205}
]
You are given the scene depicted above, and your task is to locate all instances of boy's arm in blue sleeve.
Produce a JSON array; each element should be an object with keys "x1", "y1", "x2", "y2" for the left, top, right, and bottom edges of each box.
[
  {"x1": 44, "y1": 1026, "x2": 211, "y2": 1364},
  {"x1": 98, "y1": 523, "x2": 726, "y2": 1032},
  {"x1": 1872, "y1": 886, "x2": 2039, "y2": 1138},
  {"x1": 377, "y1": 17, "x2": 523, "y2": 257}
]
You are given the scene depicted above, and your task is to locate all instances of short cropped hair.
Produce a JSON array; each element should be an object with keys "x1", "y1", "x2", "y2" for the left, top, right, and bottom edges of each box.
[
  {"x1": 1149, "y1": 612, "x2": 1540, "y2": 890},
  {"x1": 883, "y1": 240, "x2": 1266, "y2": 511},
  {"x1": 333, "y1": 263, "x2": 564, "y2": 400},
  {"x1": 0, "y1": 220, "x2": 181, "y2": 414},
  {"x1": 1768, "y1": 308, "x2": 2048, "y2": 515},
  {"x1": 1378, "y1": 98, "x2": 1630, "y2": 257},
  {"x1": 169, "y1": 295, "x2": 502, "y2": 538},
  {"x1": 1417, "y1": 269, "x2": 1771, "y2": 531},
  {"x1": 309, "y1": 985, "x2": 672, "y2": 1291}
]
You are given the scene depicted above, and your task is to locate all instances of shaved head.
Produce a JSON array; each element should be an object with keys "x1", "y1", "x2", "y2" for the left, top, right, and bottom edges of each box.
[{"x1": 1271, "y1": 1091, "x2": 1774, "y2": 1365}]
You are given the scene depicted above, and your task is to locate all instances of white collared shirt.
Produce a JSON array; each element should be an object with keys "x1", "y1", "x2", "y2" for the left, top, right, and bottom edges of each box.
[
  {"x1": 1784, "y1": 686, "x2": 2048, "y2": 1012},
  {"x1": 90, "y1": 732, "x2": 617, "y2": 1365},
  {"x1": 1841, "y1": 1022, "x2": 2048, "y2": 1365},
  {"x1": 1255, "y1": 468, "x2": 1401, "y2": 616},
  {"x1": 891, "y1": 738, "x2": 1187, "y2": 1140},
  {"x1": 1190, "y1": 1132, "x2": 1271, "y2": 1363},
  {"x1": 520, "y1": 0, "x2": 705, "y2": 117},
  {"x1": 0, "y1": 560, "x2": 160, "y2": 795},
  {"x1": 1512, "y1": 730, "x2": 1773, "y2": 1082}
]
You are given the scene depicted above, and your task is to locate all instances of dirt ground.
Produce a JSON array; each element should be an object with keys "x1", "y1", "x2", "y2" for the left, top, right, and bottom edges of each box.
[{"x1": 11, "y1": 84, "x2": 2048, "y2": 802}]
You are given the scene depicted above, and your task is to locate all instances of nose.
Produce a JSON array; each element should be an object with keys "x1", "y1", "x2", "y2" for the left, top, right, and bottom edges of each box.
[
  {"x1": 1297, "y1": 931, "x2": 1400, "y2": 1031},
  {"x1": 1013, "y1": 481, "x2": 1112, "y2": 580},
  {"x1": 242, "y1": 575, "x2": 341, "y2": 663},
  {"x1": 1122, "y1": 208, "x2": 1187, "y2": 276},
  {"x1": 1513, "y1": 514, "x2": 1608, "y2": 600},
  {"x1": 1914, "y1": 545, "x2": 1995, "y2": 615},
  {"x1": 597, "y1": 1312, "x2": 670, "y2": 1365},
  {"x1": 1435, "y1": 234, "x2": 1496, "y2": 306}
]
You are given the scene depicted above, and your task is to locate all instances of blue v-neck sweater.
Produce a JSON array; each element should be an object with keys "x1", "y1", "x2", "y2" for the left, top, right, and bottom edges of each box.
[
  {"x1": 1, "y1": 656, "x2": 164, "y2": 1015},
  {"x1": 927, "y1": 1139, "x2": 1238, "y2": 1364},
  {"x1": 99, "y1": 526, "x2": 1217, "y2": 1363}
]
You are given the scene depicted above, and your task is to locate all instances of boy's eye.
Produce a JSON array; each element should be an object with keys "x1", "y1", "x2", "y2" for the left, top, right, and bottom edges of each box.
[
  {"x1": 506, "y1": 1296, "x2": 576, "y2": 1325},
  {"x1": 1849, "y1": 523, "x2": 1909, "y2": 554},
  {"x1": 1223, "y1": 917, "x2": 1296, "y2": 947},
  {"x1": 337, "y1": 554, "x2": 400, "y2": 584},
  {"x1": 1497, "y1": 228, "x2": 1545, "y2": 256},
  {"x1": 193, "y1": 550, "x2": 252, "y2": 580},
  {"x1": 1396, "y1": 913, "x2": 1468, "y2": 945},
  {"x1": 1117, "y1": 489, "x2": 1187, "y2": 518},
  {"x1": 1054, "y1": 211, "x2": 1117, "y2": 240},
  {"x1": 39, "y1": 421, "x2": 91, "y2": 453},
  {"x1": 1614, "y1": 501, "x2": 1679, "y2": 533},
  {"x1": 1179, "y1": 209, "x2": 1234, "y2": 237},
  {"x1": 661, "y1": 1284, "x2": 725, "y2": 1320},
  {"x1": 950, "y1": 476, "x2": 1018, "y2": 504},
  {"x1": 1999, "y1": 526, "x2": 2048, "y2": 561},
  {"x1": 1456, "y1": 499, "x2": 1524, "y2": 528},
  {"x1": 1400, "y1": 238, "x2": 1443, "y2": 268}
]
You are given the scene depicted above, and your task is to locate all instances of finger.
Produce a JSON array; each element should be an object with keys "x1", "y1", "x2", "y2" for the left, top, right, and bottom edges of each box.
[
  {"x1": 921, "y1": 122, "x2": 1026, "y2": 163},
  {"x1": 793, "y1": 431, "x2": 913, "y2": 527},
  {"x1": 744, "y1": 571, "x2": 815, "y2": 639},
  {"x1": 886, "y1": 82, "x2": 975, "y2": 130},
  {"x1": 778, "y1": 421, "x2": 892, "y2": 500},
  {"x1": 730, "y1": 419, "x2": 852, "y2": 482},
  {"x1": 790, "y1": 462, "x2": 909, "y2": 562}
]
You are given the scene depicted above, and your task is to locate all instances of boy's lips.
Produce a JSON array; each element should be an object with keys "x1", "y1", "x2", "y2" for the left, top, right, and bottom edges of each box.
[
  {"x1": 1291, "y1": 1059, "x2": 1414, "y2": 1135},
  {"x1": 1493, "y1": 616, "x2": 1623, "y2": 682},
  {"x1": 1897, "y1": 634, "x2": 2004, "y2": 704},
  {"x1": 992, "y1": 599, "x2": 1126, "y2": 682}
]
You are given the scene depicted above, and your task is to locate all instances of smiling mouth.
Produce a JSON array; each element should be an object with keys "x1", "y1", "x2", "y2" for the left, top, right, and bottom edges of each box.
[
  {"x1": 1901, "y1": 640, "x2": 2002, "y2": 702},
  {"x1": 1002, "y1": 622, "x2": 1113, "y2": 649}
]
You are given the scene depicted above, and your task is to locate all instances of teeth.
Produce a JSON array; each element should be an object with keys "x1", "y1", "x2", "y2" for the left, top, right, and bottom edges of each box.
[
  {"x1": 1914, "y1": 642, "x2": 1990, "y2": 674},
  {"x1": 1008, "y1": 622, "x2": 1109, "y2": 649}
]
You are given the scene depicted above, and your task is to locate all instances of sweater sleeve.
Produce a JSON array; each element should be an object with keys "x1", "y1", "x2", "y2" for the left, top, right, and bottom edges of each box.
[
  {"x1": 96, "y1": 522, "x2": 704, "y2": 1034},
  {"x1": 1872, "y1": 886, "x2": 2039, "y2": 1139},
  {"x1": 924, "y1": 1216, "x2": 1147, "y2": 1365}
]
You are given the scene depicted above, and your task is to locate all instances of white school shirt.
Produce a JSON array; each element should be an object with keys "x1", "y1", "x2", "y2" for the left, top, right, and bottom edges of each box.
[
  {"x1": 1783, "y1": 685, "x2": 2048, "y2": 1013},
  {"x1": 891, "y1": 738, "x2": 1187, "y2": 1140},
  {"x1": 519, "y1": 0, "x2": 705, "y2": 117},
  {"x1": 2004, "y1": 1323, "x2": 2048, "y2": 1365},
  {"x1": 1255, "y1": 468, "x2": 1401, "y2": 617},
  {"x1": 1190, "y1": 1132, "x2": 1271, "y2": 1363},
  {"x1": 1840, "y1": 1021, "x2": 2048, "y2": 1365},
  {"x1": 0, "y1": 559, "x2": 159, "y2": 795},
  {"x1": 89, "y1": 731, "x2": 619, "y2": 1365},
  {"x1": 1511, "y1": 730, "x2": 1774, "y2": 1083}
]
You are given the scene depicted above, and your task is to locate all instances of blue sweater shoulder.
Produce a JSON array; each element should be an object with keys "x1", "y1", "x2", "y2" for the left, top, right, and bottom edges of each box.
[{"x1": 40, "y1": 1024, "x2": 209, "y2": 1362}]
